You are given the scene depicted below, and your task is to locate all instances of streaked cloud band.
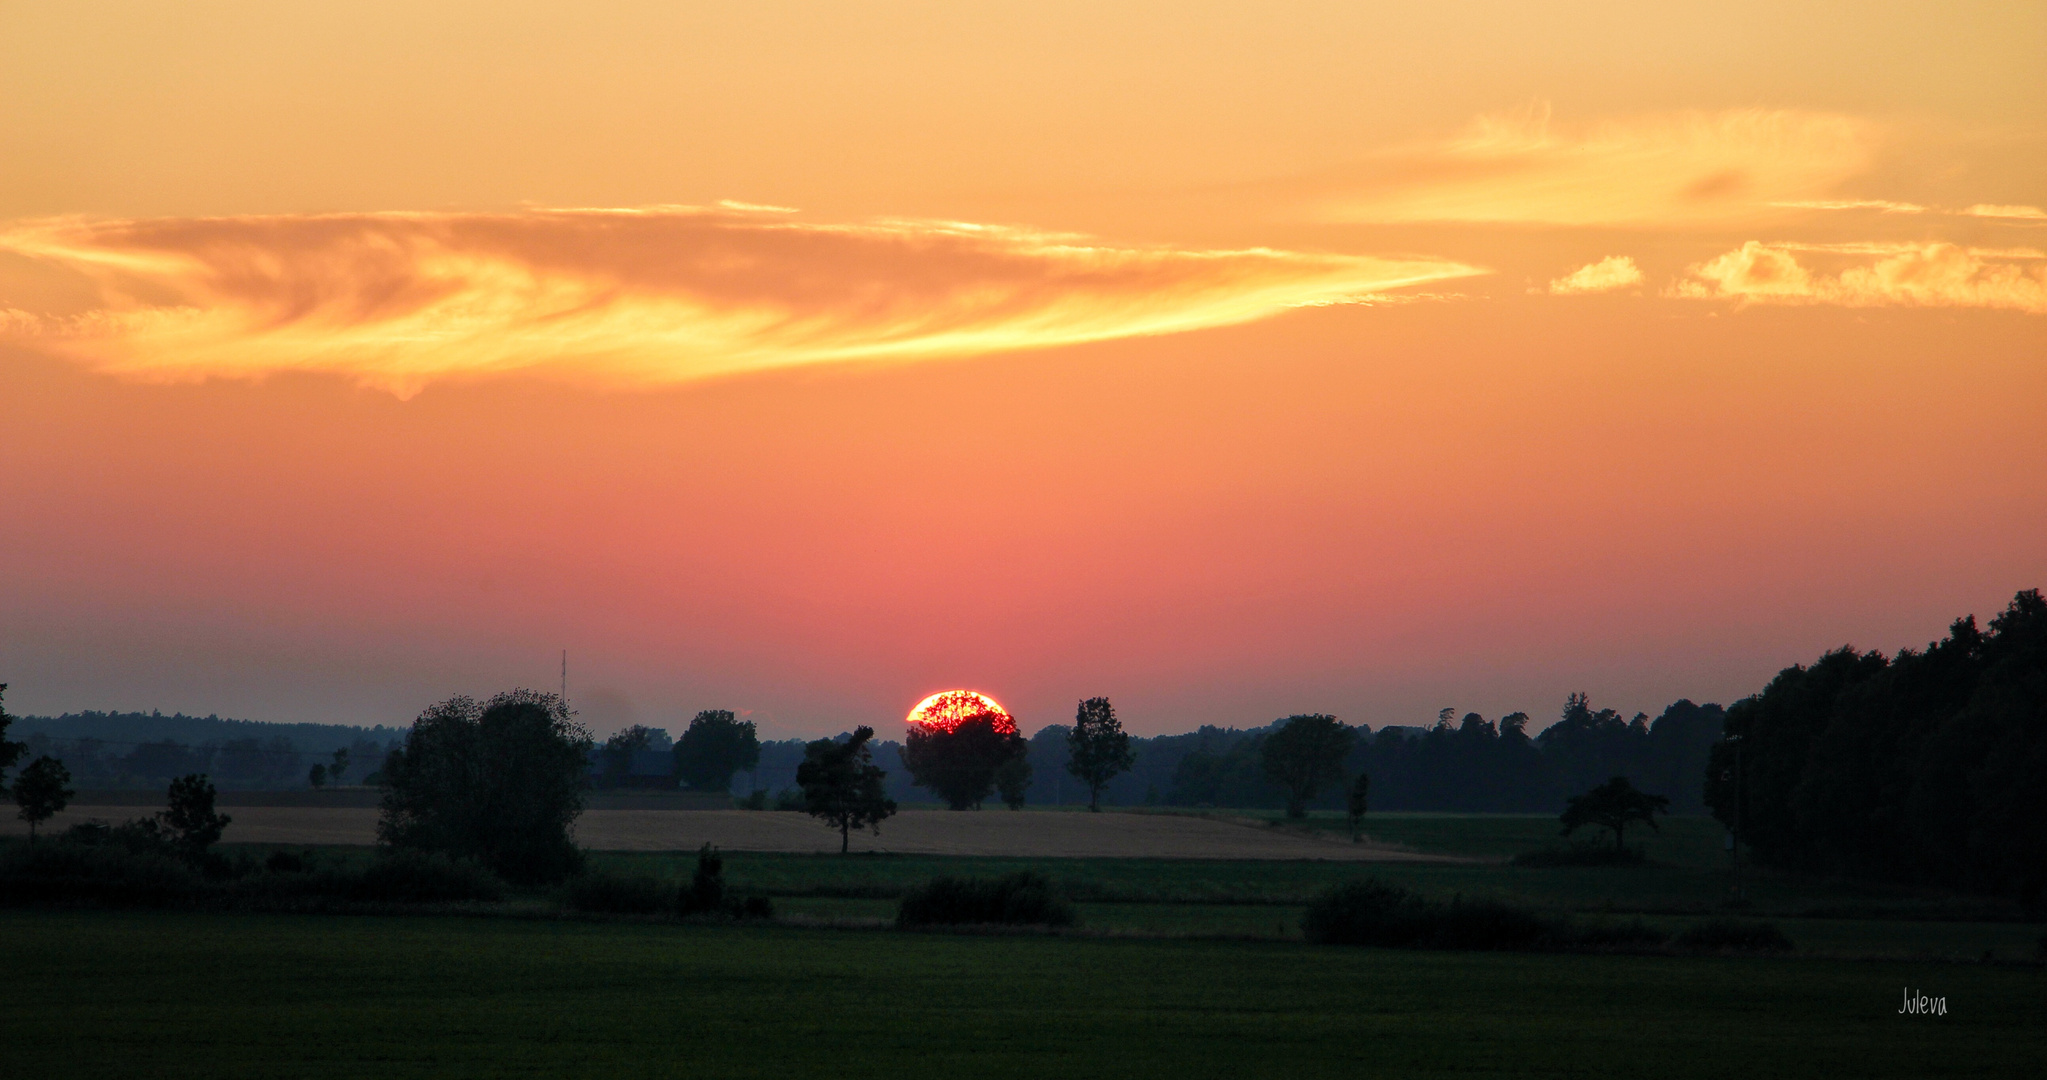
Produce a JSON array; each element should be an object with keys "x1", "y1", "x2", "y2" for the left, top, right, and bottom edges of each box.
[{"x1": 0, "y1": 207, "x2": 1483, "y2": 395}]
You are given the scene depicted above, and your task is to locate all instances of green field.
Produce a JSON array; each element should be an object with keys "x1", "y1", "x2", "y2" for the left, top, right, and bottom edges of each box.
[
  {"x1": 185, "y1": 812, "x2": 2038, "y2": 958},
  {"x1": 1, "y1": 910, "x2": 2038, "y2": 1079},
  {"x1": 6, "y1": 813, "x2": 2042, "y2": 1076},
  {"x1": 569, "y1": 814, "x2": 2035, "y2": 958}
]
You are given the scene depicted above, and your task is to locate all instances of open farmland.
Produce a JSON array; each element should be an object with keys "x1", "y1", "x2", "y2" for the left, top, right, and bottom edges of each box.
[
  {"x1": 0, "y1": 805, "x2": 1451, "y2": 860},
  {"x1": 2, "y1": 910, "x2": 2040, "y2": 1080}
]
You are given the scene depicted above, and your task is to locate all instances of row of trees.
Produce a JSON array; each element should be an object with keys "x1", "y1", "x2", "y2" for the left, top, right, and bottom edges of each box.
[
  {"x1": 1144, "y1": 697, "x2": 1723, "y2": 814},
  {"x1": 3, "y1": 731, "x2": 385, "y2": 790},
  {"x1": 893, "y1": 694, "x2": 1135, "y2": 812},
  {"x1": 11, "y1": 689, "x2": 1719, "y2": 814},
  {"x1": 597, "y1": 711, "x2": 762, "y2": 791},
  {"x1": 1704, "y1": 588, "x2": 2046, "y2": 902},
  {"x1": 4, "y1": 684, "x2": 77, "y2": 838},
  {"x1": 5, "y1": 684, "x2": 237, "y2": 846}
]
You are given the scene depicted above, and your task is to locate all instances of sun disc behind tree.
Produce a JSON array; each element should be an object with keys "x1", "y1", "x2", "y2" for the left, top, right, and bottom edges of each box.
[{"x1": 906, "y1": 690, "x2": 1016, "y2": 735}]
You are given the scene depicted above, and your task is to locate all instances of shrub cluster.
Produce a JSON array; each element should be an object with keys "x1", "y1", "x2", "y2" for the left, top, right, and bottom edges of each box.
[
  {"x1": 341, "y1": 850, "x2": 506, "y2": 903},
  {"x1": 0, "y1": 839, "x2": 204, "y2": 907},
  {"x1": 1301, "y1": 879, "x2": 1791, "y2": 954},
  {"x1": 1672, "y1": 919, "x2": 1794, "y2": 953},
  {"x1": 564, "y1": 870, "x2": 672, "y2": 915},
  {"x1": 895, "y1": 871, "x2": 1077, "y2": 929},
  {"x1": 565, "y1": 848, "x2": 773, "y2": 919},
  {"x1": 0, "y1": 837, "x2": 506, "y2": 908},
  {"x1": 1301, "y1": 880, "x2": 1556, "y2": 950},
  {"x1": 1511, "y1": 843, "x2": 1649, "y2": 868}
]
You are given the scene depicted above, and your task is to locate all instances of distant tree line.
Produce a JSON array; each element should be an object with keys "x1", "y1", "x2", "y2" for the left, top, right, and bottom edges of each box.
[
  {"x1": 991, "y1": 697, "x2": 1723, "y2": 815},
  {"x1": 1705, "y1": 589, "x2": 2046, "y2": 902},
  {"x1": 7, "y1": 731, "x2": 394, "y2": 790},
  {"x1": 9, "y1": 711, "x2": 404, "y2": 791},
  {"x1": 719, "y1": 696, "x2": 1721, "y2": 814}
]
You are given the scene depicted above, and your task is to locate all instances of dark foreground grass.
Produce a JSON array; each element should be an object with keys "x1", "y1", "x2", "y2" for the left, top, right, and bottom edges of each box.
[
  {"x1": 591, "y1": 845, "x2": 2023, "y2": 924},
  {"x1": 1, "y1": 910, "x2": 2040, "y2": 1079}
]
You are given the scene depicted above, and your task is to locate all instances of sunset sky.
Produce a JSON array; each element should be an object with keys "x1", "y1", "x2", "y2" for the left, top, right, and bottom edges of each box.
[{"x1": 2, "y1": 2, "x2": 2042, "y2": 739}]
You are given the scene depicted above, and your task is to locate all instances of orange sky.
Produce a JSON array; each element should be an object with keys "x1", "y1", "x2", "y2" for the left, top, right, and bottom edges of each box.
[{"x1": 1, "y1": 2, "x2": 2042, "y2": 736}]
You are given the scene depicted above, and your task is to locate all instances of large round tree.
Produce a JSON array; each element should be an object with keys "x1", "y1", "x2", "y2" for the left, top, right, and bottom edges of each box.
[
  {"x1": 902, "y1": 692, "x2": 1028, "y2": 810},
  {"x1": 377, "y1": 689, "x2": 593, "y2": 883}
]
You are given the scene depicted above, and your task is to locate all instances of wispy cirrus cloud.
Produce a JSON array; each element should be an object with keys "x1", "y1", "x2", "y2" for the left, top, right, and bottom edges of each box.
[
  {"x1": 1961, "y1": 204, "x2": 2047, "y2": 221},
  {"x1": 1674, "y1": 240, "x2": 2046, "y2": 313},
  {"x1": 0, "y1": 207, "x2": 1483, "y2": 396},
  {"x1": 1304, "y1": 105, "x2": 1878, "y2": 228},
  {"x1": 1769, "y1": 199, "x2": 1927, "y2": 214},
  {"x1": 1548, "y1": 256, "x2": 1644, "y2": 295}
]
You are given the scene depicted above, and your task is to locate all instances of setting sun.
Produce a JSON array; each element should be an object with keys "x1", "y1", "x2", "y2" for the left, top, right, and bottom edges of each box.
[{"x1": 906, "y1": 691, "x2": 1016, "y2": 735}]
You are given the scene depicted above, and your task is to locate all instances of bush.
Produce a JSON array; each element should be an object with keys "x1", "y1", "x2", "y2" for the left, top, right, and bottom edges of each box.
[
  {"x1": 61, "y1": 821, "x2": 112, "y2": 846},
  {"x1": 896, "y1": 871, "x2": 1077, "y2": 929},
  {"x1": 1303, "y1": 880, "x2": 1583, "y2": 950},
  {"x1": 1301, "y1": 883, "x2": 1670, "y2": 949},
  {"x1": 679, "y1": 845, "x2": 727, "y2": 915},
  {"x1": 2, "y1": 837, "x2": 504, "y2": 909},
  {"x1": 735, "y1": 791, "x2": 768, "y2": 811},
  {"x1": 1572, "y1": 919, "x2": 1670, "y2": 949},
  {"x1": 1673, "y1": 919, "x2": 1794, "y2": 953},
  {"x1": 674, "y1": 846, "x2": 773, "y2": 919},
  {"x1": 1512, "y1": 844, "x2": 1648, "y2": 868},
  {"x1": 346, "y1": 850, "x2": 505, "y2": 903},
  {"x1": 0, "y1": 838, "x2": 203, "y2": 907},
  {"x1": 772, "y1": 788, "x2": 806, "y2": 812},
  {"x1": 563, "y1": 869, "x2": 671, "y2": 914}
]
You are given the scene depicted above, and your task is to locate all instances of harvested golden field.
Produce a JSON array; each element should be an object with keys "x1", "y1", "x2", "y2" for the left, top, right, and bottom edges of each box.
[{"x1": 5, "y1": 806, "x2": 1446, "y2": 861}]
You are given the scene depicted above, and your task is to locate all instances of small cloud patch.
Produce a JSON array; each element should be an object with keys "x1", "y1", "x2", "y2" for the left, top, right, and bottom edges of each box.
[{"x1": 1548, "y1": 256, "x2": 1644, "y2": 295}]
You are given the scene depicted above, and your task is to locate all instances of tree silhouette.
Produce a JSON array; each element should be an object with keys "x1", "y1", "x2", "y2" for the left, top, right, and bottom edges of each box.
[
  {"x1": 377, "y1": 689, "x2": 592, "y2": 883},
  {"x1": 0, "y1": 684, "x2": 24, "y2": 790},
  {"x1": 674, "y1": 711, "x2": 761, "y2": 793},
  {"x1": 795, "y1": 726, "x2": 897, "y2": 853},
  {"x1": 1261, "y1": 714, "x2": 1356, "y2": 818},
  {"x1": 995, "y1": 753, "x2": 1032, "y2": 810},
  {"x1": 600, "y1": 724, "x2": 659, "y2": 788},
  {"x1": 13, "y1": 755, "x2": 73, "y2": 840},
  {"x1": 1701, "y1": 588, "x2": 2046, "y2": 901},
  {"x1": 1346, "y1": 772, "x2": 1370, "y2": 841},
  {"x1": 1560, "y1": 776, "x2": 1668, "y2": 851},
  {"x1": 161, "y1": 773, "x2": 233, "y2": 851},
  {"x1": 1066, "y1": 697, "x2": 1135, "y2": 812},
  {"x1": 904, "y1": 711, "x2": 1027, "y2": 810}
]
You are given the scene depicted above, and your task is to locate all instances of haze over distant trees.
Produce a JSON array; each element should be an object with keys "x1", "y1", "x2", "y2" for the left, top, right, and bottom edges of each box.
[
  {"x1": 12, "y1": 689, "x2": 1727, "y2": 815},
  {"x1": 9, "y1": 710, "x2": 400, "y2": 791},
  {"x1": 698, "y1": 695, "x2": 1724, "y2": 815}
]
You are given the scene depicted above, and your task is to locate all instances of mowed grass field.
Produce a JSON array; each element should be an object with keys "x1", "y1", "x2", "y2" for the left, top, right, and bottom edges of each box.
[
  {"x1": 568, "y1": 814, "x2": 2038, "y2": 958},
  {"x1": 2, "y1": 910, "x2": 2040, "y2": 1080},
  {"x1": 149, "y1": 811, "x2": 2037, "y2": 958}
]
